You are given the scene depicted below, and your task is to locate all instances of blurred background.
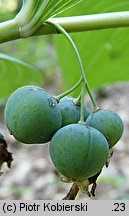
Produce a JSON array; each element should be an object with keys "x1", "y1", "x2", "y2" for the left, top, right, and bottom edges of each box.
[{"x1": 0, "y1": 0, "x2": 129, "y2": 200}]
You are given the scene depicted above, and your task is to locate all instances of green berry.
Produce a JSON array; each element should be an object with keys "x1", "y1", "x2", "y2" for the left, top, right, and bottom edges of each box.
[
  {"x1": 50, "y1": 123, "x2": 109, "y2": 180},
  {"x1": 86, "y1": 110, "x2": 124, "y2": 147},
  {"x1": 4, "y1": 85, "x2": 62, "y2": 144},
  {"x1": 58, "y1": 96, "x2": 91, "y2": 127}
]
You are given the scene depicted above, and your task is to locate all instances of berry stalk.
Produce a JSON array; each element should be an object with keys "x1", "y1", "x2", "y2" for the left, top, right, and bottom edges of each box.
[
  {"x1": 56, "y1": 77, "x2": 82, "y2": 100},
  {"x1": 47, "y1": 20, "x2": 99, "y2": 110}
]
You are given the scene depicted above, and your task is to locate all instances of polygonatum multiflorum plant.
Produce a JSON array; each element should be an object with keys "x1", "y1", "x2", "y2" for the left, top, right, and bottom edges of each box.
[{"x1": 0, "y1": 0, "x2": 124, "y2": 199}]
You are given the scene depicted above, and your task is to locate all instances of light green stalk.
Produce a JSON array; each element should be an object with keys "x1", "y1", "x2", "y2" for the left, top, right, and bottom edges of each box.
[{"x1": 1, "y1": 11, "x2": 129, "y2": 43}]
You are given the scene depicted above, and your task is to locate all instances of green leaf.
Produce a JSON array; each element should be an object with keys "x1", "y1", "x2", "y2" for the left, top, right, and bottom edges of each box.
[
  {"x1": 0, "y1": 53, "x2": 43, "y2": 99},
  {"x1": 54, "y1": 0, "x2": 129, "y2": 92}
]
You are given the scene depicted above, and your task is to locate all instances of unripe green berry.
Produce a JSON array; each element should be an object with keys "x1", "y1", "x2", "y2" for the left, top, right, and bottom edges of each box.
[
  {"x1": 86, "y1": 110, "x2": 124, "y2": 147},
  {"x1": 58, "y1": 96, "x2": 91, "y2": 127},
  {"x1": 4, "y1": 85, "x2": 62, "y2": 144},
  {"x1": 50, "y1": 123, "x2": 109, "y2": 180}
]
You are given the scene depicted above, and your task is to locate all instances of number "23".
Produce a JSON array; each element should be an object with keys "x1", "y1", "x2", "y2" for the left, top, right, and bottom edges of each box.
[{"x1": 113, "y1": 203, "x2": 125, "y2": 211}]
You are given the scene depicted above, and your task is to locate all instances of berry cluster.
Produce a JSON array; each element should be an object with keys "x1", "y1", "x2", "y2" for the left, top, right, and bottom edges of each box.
[{"x1": 4, "y1": 84, "x2": 124, "y2": 198}]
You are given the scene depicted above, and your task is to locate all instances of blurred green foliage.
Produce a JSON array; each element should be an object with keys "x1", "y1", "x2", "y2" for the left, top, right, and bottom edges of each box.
[
  {"x1": 0, "y1": 0, "x2": 19, "y2": 21},
  {"x1": 0, "y1": 35, "x2": 57, "y2": 100},
  {"x1": 54, "y1": 0, "x2": 129, "y2": 91},
  {"x1": 0, "y1": 53, "x2": 42, "y2": 99}
]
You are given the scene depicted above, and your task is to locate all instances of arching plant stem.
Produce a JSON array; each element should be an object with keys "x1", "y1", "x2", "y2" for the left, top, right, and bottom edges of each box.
[{"x1": 46, "y1": 20, "x2": 99, "y2": 110}]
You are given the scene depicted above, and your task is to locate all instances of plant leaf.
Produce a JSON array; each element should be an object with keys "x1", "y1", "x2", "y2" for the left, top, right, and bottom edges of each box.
[
  {"x1": 0, "y1": 53, "x2": 43, "y2": 99},
  {"x1": 54, "y1": 0, "x2": 129, "y2": 92}
]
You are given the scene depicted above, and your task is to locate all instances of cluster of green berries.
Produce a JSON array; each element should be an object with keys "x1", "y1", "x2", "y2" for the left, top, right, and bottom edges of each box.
[{"x1": 4, "y1": 85, "x2": 124, "y2": 187}]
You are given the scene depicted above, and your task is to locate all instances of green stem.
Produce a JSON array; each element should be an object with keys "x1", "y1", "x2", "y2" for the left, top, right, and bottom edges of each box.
[
  {"x1": 35, "y1": 11, "x2": 129, "y2": 36},
  {"x1": 0, "y1": 19, "x2": 21, "y2": 44},
  {"x1": 46, "y1": 20, "x2": 98, "y2": 109},
  {"x1": 1, "y1": 12, "x2": 129, "y2": 43},
  {"x1": 56, "y1": 77, "x2": 82, "y2": 100},
  {"x1": 48, "y1": 12, "x2": 129, "y2": 33}
]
